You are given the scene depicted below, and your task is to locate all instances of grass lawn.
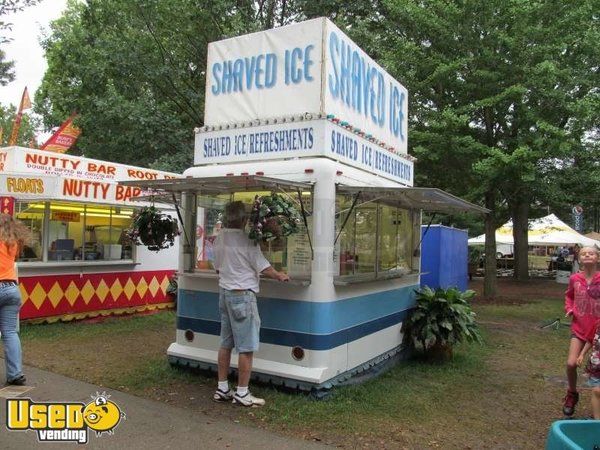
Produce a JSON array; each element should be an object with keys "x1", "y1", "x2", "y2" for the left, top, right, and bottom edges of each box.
[{"x1": 19, "y1": 279, "x2": 578, "y2": 449}]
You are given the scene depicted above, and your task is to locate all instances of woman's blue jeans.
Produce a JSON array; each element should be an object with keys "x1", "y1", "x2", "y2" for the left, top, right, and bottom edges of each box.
[{"x1": 0, "y1": 282, "x2": 23, "y2": 381}]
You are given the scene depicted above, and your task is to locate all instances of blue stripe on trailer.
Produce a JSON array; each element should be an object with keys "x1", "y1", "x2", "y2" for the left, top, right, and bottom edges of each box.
[
  {"x1": 177, "y1": 308, "x2": 410, "y2": 351},
  {"x1": 177, "y1": 285, "x2": 418, "y2": 335}
]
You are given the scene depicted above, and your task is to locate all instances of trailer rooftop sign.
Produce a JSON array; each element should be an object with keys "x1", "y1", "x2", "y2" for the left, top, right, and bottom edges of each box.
[{"x1": 204, "y1": 17, "x2": 408, "y2": 154}]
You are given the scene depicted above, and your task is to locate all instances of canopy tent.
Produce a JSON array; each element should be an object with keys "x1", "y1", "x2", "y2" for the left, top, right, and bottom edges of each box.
[
  {"x1": 468, "y1": 214, "x2": 600, "y2": 247},
  {"x1": 585, "y1": 231, "x2": 600, "y2": 241}
]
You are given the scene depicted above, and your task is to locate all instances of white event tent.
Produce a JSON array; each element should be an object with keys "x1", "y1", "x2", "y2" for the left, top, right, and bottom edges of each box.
[{"x1": 468, "y1": 214, "x2": 600, "y2": 248}]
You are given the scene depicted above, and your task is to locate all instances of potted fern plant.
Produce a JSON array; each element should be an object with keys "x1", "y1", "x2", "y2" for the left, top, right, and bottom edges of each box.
[{"x1": 402, "y1": 286, "x2": 482, "y2": 362}]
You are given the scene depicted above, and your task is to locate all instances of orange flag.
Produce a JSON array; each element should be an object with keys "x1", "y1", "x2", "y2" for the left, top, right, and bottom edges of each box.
[
  {"x1": 40, "y1": 113, "x2": 81, "y2": 153},
  {"x1": 8, "y1": 87, "x2": 32, "y2": 146}
]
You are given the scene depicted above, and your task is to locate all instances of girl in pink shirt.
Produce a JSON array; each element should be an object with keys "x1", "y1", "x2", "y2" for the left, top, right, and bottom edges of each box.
[{"x1": 563, "y1": 246, "x2": 600, "y2": 416}]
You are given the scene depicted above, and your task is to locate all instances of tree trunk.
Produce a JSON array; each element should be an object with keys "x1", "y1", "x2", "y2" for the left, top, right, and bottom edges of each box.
[
  {"x1": 512, "y1": 199, "x2": 530, "y2": 281},
  {"x1": 483, "y1": 191, "x2": 497, "y2": 298}
]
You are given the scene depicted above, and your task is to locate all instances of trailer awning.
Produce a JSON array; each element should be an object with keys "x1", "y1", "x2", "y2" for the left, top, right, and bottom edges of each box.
[
  {"x1": 119, "y1": 175, "x2": 313, "y2": 195},
  {"x1": 336, "y1": 185, "x2": 488, "y2": 214}
]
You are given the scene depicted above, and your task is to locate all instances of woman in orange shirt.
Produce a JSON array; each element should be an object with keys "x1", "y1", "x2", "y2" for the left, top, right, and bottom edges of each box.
[{"x1": 0, "y1": 214, "x2": 31, "y2": 385}]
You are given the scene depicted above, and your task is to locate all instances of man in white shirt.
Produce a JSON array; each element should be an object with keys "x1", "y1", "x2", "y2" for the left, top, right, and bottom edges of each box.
[{"x1": 212, "y1": 201, "x2": 289, "y2": 407}]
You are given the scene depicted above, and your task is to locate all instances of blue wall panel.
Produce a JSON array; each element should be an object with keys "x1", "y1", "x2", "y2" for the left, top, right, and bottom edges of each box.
[{"x1": 420, "y1": 225, "x2": 468, "y2": 291}]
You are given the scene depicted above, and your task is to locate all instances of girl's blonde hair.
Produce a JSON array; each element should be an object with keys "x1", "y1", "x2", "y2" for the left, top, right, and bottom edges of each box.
[{"x1": 0, "y1": 214, "x2": 32, "y2": 251}]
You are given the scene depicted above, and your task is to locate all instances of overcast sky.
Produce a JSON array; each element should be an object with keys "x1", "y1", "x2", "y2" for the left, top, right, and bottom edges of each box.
[{"x1": 0, "y1": 0, "x2": 68, "y2": 107}]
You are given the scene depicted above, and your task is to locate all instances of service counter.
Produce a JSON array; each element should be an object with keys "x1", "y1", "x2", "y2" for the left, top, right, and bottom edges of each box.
[{"x1": 0, "y1": 146, "x2": 180, "y2": 322}]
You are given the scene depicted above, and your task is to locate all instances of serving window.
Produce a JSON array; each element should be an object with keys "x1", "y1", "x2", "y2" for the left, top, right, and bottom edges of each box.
[
  {"x1": 14, "y1": 202, "x2": 43, "y2": 261},
  {"x1": 15, "y1": 200, "x2": 135, "y2": 263},
  {"x1": 194, "y1": 189, "x2": 313, "y2": 279},
  {"x1": 336, "y1": 192, "x2": 416, "y2": 280}
]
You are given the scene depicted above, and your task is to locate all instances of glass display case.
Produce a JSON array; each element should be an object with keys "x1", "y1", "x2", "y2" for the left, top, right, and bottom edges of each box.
[
  {"x1": 335, "y1": 192, "x2": 417, "y2": 282},
  {"x1": 194, "y1": 189, "x2": 313, "y2": 280},
  {"x1": 15, "y1": 200, "x2": 134, "y2": 263}
]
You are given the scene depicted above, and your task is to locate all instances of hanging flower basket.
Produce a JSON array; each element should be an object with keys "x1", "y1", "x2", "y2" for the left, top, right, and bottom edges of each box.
[
  {"x1": 125, "y1": 206, "x2": 179, "y2": 252},
  {"x1": 248, "y1": 193, "x2": 302, "y2": 244}
]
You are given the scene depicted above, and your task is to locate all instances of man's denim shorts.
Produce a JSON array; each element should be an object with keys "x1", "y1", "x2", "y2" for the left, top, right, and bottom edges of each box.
[
  {"x1": 219, "y1": 288, "x2": 260, "y2": 353},
  {"x1": 586, "y1": 375, "x2": 600, "y2": 388}
]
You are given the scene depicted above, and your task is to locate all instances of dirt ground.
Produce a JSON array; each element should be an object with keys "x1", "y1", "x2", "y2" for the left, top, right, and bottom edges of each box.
[
  {"x1": 469, "y1": 276, "x2": 567, "y2": 304},
  {"x1": 19, "y1": 277, "x2": 583, "y2": 449}
]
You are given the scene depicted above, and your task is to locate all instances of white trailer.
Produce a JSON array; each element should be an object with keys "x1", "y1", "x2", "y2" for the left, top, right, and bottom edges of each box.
[{"x1": 122, "y1": 18, "x2": 486, "y2": 391}]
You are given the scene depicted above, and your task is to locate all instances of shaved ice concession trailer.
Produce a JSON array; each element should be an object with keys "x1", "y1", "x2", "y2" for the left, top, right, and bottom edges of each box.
[
  {"x1": 125, "y1": 18, "x2": 486, "y2": 391},
  {"x1": 0, "y1": 145, "x2": 180, "y2": 322}
]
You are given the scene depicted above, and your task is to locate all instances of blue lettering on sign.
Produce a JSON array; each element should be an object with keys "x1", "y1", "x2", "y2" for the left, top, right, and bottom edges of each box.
[
  {"x1": 255, "y1": 54, "x2": 264, "y2": 89},
  {"x1": 389, "y1": 84, "x2": 405, "y2": 140},
  {"x1": 327, "y1": 31, "x2": 407, "y2": 144},
  {"x1": 203, "y1": 137, "x2": 232, "y2": 157},
  {"x1": 264, "y1": 54, "x2": 277, "y2": 88},
  {"x1": 330, "y1": 131, "x2": 358, "y2": 161},
  {"x1": 212, "y1": 46, "x2": 314, "y2": 94},
  {"x1": 328, "y1": 33, "x2": 340, "y2": 97},
  {"x1": 211, "y1": 53, "x2": 278, "y2": 95},
  {"x1": 198, "y1": 127, "x2": 314, "y2": 157},
  {"x1": 372, "y1": 149, "x2": 412, "y2": 183},
  {"x1": 284, "y1": 45, "x2": 315, "y2": 85},
  {"x1": 248, "y1": 127, "x2": 314, "y2": 153}
]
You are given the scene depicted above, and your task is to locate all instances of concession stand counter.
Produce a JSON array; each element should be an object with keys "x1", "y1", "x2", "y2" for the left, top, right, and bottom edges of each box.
[{"x1": 0, "y1": 145, "x2": 180, "y2": 322}]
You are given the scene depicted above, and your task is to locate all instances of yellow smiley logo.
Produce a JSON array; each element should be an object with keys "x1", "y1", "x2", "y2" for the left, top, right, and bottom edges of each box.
[{"x1": 82, "y1": 393, "x2": 125, "y2": 436}]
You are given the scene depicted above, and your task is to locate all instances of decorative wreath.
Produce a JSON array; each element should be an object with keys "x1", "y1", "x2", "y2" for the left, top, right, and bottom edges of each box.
[
  {"x1": 125, "y1": 206, "x2": 179, "y2": 252},
  {"x1": 248, "y1": 193, "x2": 302, "y2": 244}
]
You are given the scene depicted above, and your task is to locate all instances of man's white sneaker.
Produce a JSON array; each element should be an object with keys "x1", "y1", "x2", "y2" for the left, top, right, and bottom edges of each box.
[
  {"x1": 232, "y1": 391, "x2": 265, "y2": 407},
  {"x1": 213, "y1": 388, "x2": 234, "y2": 402}
]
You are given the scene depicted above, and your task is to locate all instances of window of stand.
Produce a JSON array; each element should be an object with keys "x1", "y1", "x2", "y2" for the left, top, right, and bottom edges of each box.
[
  {"x1": 194, "y1": 190, "x2": 313, "y2": 280},
  {"x1": 15, "y1": 201, "x2": 135, "y2": 263},
  {"x1": 14, "y1": 202, "x2": 43, "y2": 261},
  {"x1": 336, "y1": 193, "x2": 416, "y2": 281}
]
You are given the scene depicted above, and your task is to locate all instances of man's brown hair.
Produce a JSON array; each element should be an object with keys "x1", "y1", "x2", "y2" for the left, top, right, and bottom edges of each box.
[{"x1": 224, "y1": 201, "x2": 247, "y2": 229}]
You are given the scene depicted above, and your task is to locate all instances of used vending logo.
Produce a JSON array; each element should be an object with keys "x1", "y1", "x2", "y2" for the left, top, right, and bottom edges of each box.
[{"x1": 6, "y1": 392, "x2": 125, "y2": 444}]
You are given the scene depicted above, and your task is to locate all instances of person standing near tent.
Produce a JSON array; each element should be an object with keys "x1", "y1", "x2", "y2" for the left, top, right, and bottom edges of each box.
[
  {"x1": 0, "y1": 214, "x2": 31, "y2": 386},
  {"x1": 563, "y1": 246, "x2": 600, "y2": 416},
  {"x1": 572, "y1": 244, "x2": 581, "y2": 274}
]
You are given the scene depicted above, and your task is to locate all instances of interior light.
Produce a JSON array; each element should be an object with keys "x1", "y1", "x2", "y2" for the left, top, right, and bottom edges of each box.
[
  {"x1": 85, "y1": 213, "x2": 132, "y2": 219},
  {"x1": 28, "y1": 204, "x2": 132, "y2": 216}
]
